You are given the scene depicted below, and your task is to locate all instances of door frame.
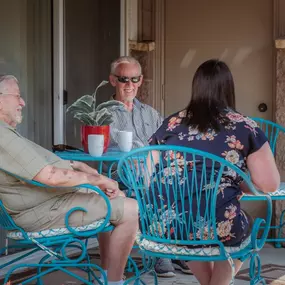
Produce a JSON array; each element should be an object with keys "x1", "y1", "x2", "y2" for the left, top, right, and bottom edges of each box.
[
  {"x1": 53, "y1": 0, "x2": 64, "y2": 145},
  {"x1": 52, "y1": 0, "x2": 128, "y2": 145},
  {"x1": 153, "y1": 0, "x2": 165, "y2": 117}
]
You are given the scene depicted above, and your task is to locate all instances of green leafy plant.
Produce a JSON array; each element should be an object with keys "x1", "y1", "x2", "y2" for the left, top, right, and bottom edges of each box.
[{"x1": 66, "y1": 80, "x2": 123, "y2": 126}]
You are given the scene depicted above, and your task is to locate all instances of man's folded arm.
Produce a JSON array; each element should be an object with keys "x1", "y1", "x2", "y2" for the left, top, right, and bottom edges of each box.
[
  {"x1": 71, "y1": 161, "x2": 99, "y2": 176},
  {"x1": 33, "y1": 165, "x2": 112, "y2": 190}
]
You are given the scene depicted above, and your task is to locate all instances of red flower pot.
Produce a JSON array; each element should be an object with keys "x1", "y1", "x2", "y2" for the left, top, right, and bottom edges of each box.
[{"x1": 81, "y1": 125, "x2": 110, "y2": 153}]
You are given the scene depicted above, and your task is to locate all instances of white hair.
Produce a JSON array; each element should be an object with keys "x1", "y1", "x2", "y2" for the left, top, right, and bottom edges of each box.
[
  {"x1": 110, "y1": 56, "x2": 142, "y2": 75},
  {"x1": 0, "y1": 75, "x2": 18, "y2": 95}
]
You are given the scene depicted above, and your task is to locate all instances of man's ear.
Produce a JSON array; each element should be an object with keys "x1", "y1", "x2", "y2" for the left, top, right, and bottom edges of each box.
[
  {"x1": 138, "y1": 75, "x2": 144, "y2": 87},
  {"x1": 109, "y1": 75, "x2": 117, "y2": 87}
]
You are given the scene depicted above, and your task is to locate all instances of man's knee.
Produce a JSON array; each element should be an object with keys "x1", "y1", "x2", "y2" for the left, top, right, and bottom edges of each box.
[{"x1": 122, "y1": 197, "x2": 138, "y2": 222}]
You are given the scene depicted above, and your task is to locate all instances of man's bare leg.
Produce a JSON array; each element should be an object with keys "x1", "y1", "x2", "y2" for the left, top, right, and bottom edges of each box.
[
  {"x1": 107, "y1": 198, "x2": 138, "y2": 282},
  {"x1": 98, "y1": 231, "x2": 111, "y2": 270}
]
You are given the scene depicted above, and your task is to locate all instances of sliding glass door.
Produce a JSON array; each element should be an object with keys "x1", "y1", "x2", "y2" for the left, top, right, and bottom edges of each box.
[
  {"x1": 0, "y1": 0, "x2": 52, "y2": 257},
  {"x1": 64, "y1": 0, "x2": 121, "y2": 147}
]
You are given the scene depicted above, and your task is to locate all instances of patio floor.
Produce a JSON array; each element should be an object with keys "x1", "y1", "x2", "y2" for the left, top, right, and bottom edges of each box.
[{"x1": 3, "y1": 243, "x2": 285, "y2": 284}]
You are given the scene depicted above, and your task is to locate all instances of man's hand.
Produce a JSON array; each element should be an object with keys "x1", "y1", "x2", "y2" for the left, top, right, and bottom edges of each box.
[
  {"x1": 105, "y1": 188, "x2": 126, "y2": 199},
  {"x1": 89, "y1": 174, "x2": 124, "y2": 199}
]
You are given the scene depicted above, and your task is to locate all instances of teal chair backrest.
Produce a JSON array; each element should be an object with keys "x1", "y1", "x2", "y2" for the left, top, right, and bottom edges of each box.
[
  {"x1": 0, "y1": 200, "x2": 19, "y2": 232},
  {"x1": 0, "y1": 170, "x2": 50, "y2": 234},
  {"x1": 0, "y1": 168, "x2": 112, "y2": 239},
  {"x1": 251, "y1": 117, "x2": 285, "y2": 154},
  {"x1": 118, "y1": 145, "x2": 265, "y2": 249}
]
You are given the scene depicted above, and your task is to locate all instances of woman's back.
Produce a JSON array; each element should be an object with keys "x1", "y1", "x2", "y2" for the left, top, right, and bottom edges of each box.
[
  {"x1": 148, "y1": 108, "x2": 268, "y2": 246},
  {"x1": 150, "y1": 108, "x2": 266, "y2": 174}
]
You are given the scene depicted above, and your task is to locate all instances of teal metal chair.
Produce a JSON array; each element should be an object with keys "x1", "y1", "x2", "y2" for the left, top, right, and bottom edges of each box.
[
  {"x1": 245, "y1": 117, "x2": 285, "y2": 247},
  {"x1": 0, "y1": 170, "x2": 113, "y2": 285},
  {"x1": 118, "y1": 145, "x2": 272, "y2": 285},
  {"x1": 251, "y1": 117, "x2": 285, "y2": 154}
]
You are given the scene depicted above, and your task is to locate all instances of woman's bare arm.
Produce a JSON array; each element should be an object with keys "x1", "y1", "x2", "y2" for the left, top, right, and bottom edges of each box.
[{"x1": 246, "y1": 142, "x2": 280, "y2": 193}]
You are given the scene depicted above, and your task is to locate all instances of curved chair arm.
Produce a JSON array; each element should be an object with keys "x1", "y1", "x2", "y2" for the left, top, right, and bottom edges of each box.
[
  {"x1": 0, "y1": 168, "x2": 113, "y2": 238},
  {"x1": 238, "y1": 174, "x2": 273, "y2": 251},
  {"x1": 20, "y1": 175, "x2": 113, "y2": 237},
  {"x1": 238, "y1": 172, "x2": 272, "y2": 251},
  {"x1": 64, "y1": 184, "x2": 112, "y2": 237},
  {"x1": 247, "y1": 191, "x2": 272, "y2": 252},
  {"x1": 251, "y1": 218, "x2": 268, "y2": 251},
  {"x1": 29, "y1": 181, "x2": 113, "y2": 237}
]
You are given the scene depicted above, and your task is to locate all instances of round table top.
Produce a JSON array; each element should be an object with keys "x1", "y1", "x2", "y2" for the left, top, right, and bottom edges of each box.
[{"x1": 55, "y1": 148, "x2": 127, "y2": 162}]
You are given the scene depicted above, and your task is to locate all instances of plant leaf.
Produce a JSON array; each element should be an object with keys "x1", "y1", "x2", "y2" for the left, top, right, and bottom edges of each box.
[
  {"x1": 92, "y1": 80, "x2": 109, "y2": 110},
  {"x1": 96, "y1": 100, "x2": 124, "y2": 112},
  {"x1": 99, "y1": 116, "x2": 114, "y2": 126},
  {"x1": 95, "y1": 108, "x2": 113, "y2": 126},
  {"x1": 66, "y1": 95, "x2": 94, "y2": 115},
  {"x1": 95, "y1": 80, "x2": 109, "y2": 91},
  {"x1": 74, "y1": 112, "x2": 96, "y2": 125}
]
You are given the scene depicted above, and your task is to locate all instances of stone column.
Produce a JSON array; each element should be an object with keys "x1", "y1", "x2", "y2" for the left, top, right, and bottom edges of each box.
[
  {"x1": 274, "y1": 38, "x2": 285, "y2": 241},
  {"x1": 130, "y1": 43, "x2": 155, "y2": 106},
  {"x1": 128, "y1": 0, "x2": 156, "y2": 107}
]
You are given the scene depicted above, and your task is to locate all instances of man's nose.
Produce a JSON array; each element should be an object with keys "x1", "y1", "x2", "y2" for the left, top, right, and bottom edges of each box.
[
  {"x1": 20, "y1": 97, "x2": 25, "y2": 106},
  {"x1": 125, "y1": 81, "x2": 133, "y2": 87}
]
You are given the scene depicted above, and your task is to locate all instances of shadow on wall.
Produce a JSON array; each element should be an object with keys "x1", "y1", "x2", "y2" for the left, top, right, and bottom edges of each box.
[{"x1": 180, "y1": 47, "x2": 254, "y2": 69}]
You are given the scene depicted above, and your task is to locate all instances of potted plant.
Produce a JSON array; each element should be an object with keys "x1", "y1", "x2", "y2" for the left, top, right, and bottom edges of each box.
[{"x1": 66, "y1": 80, "x2": 123, "y2": 153}]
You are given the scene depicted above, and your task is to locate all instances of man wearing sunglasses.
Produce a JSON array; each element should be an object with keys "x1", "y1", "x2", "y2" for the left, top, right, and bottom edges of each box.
[
  {"x1": 108, "y1": 56, "x2": 163, "y2": 149},
  {"x1": 107, "y1": 56, "x2": 191, "y2": 277}
]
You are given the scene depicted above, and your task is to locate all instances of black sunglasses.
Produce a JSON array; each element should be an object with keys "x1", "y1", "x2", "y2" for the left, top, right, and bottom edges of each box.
[{"x1": 113, "y1": 75, "x2": 141, "y2": 84}]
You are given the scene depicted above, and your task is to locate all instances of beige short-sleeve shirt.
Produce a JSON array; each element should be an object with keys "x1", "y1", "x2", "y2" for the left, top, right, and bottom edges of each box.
[{"x1": 0, "y1": 120, "x2": 75, "y2": 213}]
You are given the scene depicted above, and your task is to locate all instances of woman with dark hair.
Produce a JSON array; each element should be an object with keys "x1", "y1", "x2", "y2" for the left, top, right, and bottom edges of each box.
[{"x1": 148, "y1": 59, "x2": 280, "y2": 285}]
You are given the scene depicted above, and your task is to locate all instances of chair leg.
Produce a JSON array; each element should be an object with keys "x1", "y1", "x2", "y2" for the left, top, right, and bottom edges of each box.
[
  {"x1": 275, "y1": 209, "x2": 285, "y2": 248},
  {"x1": 126, "y1": 257, "x2": 134, "y2": 273},
  {"x1": 249, "y1": 252, "x2": 266, "y2": 285},
  {"x1": 123, "y1": 254, "x2": 158, "y2": 285},
  {"x1": 36, "y1": 254, "x2": 50, "y2": 285},
  {"x1": 5, "y1": 238, "x2": 8, "y2": 255}
]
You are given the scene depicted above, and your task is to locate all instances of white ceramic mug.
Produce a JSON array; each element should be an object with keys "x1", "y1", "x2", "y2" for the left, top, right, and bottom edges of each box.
[
  {"x1": 88, "y1": 134, "x2": 104, "y2": 157},
  {"x1": 118, "y1": 131, "x2": 133, "y2": 152}
]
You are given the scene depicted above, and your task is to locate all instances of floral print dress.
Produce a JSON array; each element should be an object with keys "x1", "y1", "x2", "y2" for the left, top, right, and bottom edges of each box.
[{"x1": 148, "y1": 109, "x2": 268, "y2": 246}]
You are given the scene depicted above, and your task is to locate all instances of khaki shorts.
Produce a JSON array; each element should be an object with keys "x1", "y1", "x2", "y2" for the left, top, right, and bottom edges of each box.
[{"x1": 13, "y1": 192, "x2": 125, "y2": 232}]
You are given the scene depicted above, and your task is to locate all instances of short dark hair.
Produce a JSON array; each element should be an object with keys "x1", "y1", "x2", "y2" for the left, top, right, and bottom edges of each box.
[{"x1": 183, "y1": 59, "x2": 236, "y2": 132}]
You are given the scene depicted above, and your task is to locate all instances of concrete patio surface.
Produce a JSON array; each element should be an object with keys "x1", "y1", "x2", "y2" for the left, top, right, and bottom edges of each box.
[{"x1": 2, "y1": 243, "x2": 285, "y2": 284}]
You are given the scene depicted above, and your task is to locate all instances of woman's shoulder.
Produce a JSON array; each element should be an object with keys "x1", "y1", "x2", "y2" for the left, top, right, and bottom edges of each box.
[
  {"x1": 162, "y1": 110, "x2": 187, "y2": 130},
  {"x1": 223, "y1": 109, "x2": 259, "y2": 133},
  {"x1": 165, "y1": 110, "x2": 187, "y2": 120},
  {"x1": 164, "y1": 110, "x2": 187, "y2": 123}
]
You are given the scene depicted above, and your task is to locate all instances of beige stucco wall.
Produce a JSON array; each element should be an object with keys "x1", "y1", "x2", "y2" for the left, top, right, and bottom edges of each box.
[
  {"x1": 162, "y1": 0, "x2": 274, "y2": 226},
  {"x1": 164, "y1": 0, "x2": 273, "y2": 120}
]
